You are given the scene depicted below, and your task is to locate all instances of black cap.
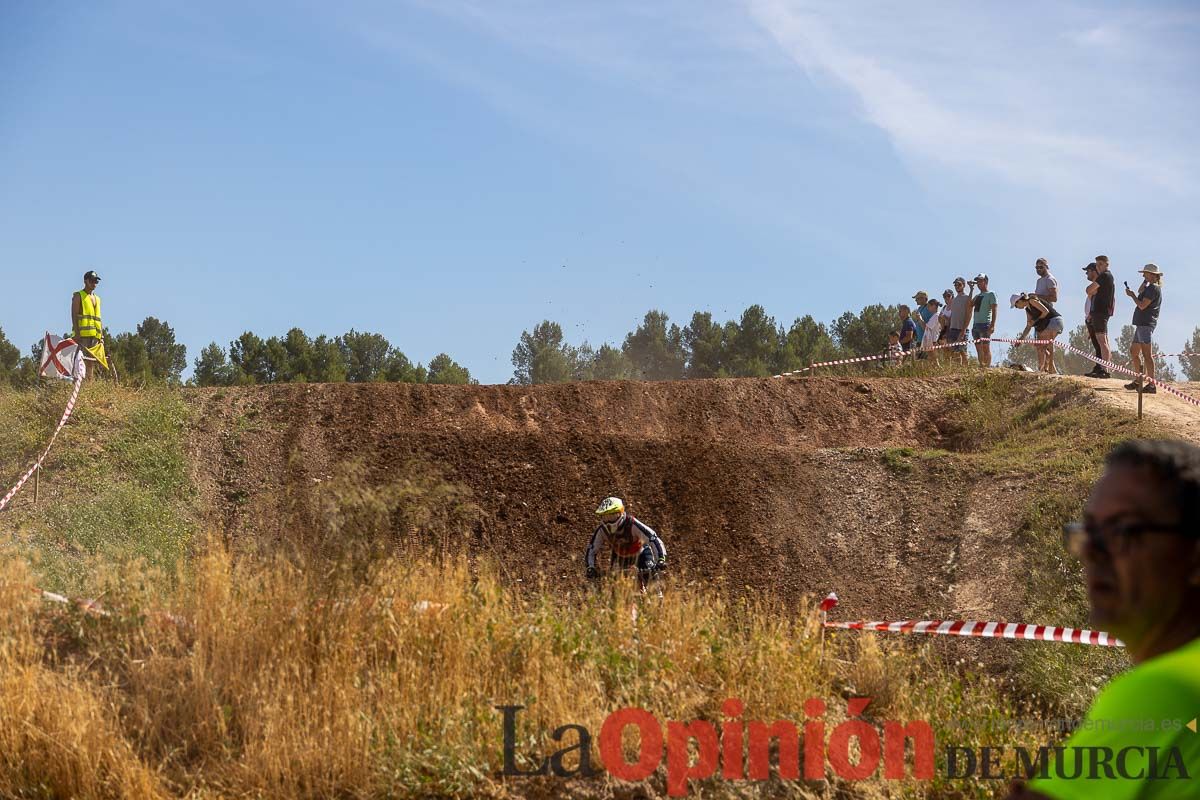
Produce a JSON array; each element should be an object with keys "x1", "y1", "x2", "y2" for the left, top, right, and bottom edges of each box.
[{"x1": 83, "y1": 270, "x2": 101, "y2": 283}]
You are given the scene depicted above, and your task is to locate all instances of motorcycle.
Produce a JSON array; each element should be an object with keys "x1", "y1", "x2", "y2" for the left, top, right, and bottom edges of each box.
[{"x1": 587, "y1": 555, "x2": 665, "y2": 597}]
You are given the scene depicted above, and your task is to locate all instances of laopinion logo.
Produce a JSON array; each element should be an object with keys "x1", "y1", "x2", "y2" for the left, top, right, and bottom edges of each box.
[
  {"x1": 496, "y1": 700, "x2": 1192, "y2": 795},
  {"x1": 497, "y1": 697, "x2": 935, "y2": 797}
]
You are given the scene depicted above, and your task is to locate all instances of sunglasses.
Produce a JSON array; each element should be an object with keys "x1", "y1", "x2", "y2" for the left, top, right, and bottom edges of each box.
[{"x1": 1062, "y1": 520, "x2": 1183, "y2": 558}]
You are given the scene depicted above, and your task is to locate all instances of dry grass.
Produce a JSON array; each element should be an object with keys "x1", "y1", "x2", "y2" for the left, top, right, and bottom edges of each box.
[
  {"x1": 0, "y1": 378, "x2": 1096, "y2": 798},
  {"x1": 0, "y1": 537, "x2": 1047, "y2": 799}
]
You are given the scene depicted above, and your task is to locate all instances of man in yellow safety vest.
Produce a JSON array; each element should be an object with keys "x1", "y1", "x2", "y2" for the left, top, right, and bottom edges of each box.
[{"x1": 71, "y1": 270, "x2": 106, "y2": 378}]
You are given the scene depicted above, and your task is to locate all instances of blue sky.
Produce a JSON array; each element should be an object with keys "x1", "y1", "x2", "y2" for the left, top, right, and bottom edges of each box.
[{"x1": 2, "y1": 1, "x2": 1197, "y2": 383}]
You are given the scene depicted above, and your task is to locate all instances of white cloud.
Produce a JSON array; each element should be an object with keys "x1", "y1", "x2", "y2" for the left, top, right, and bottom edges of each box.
[
  {"x1": 744, "y1": 0, "x2": 1195, "y2": 196},
  {"x1": 1066, "y1": 24, "x2": 1121, "y2": 48},
  {"x1": 345, "y1": 0, "x2": 1198, "y2": 204}
]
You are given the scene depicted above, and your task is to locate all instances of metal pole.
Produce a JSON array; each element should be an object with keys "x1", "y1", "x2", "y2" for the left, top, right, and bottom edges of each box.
[{"x1": 1137, "y1": 374, "x2": 1144, "y2": 420}]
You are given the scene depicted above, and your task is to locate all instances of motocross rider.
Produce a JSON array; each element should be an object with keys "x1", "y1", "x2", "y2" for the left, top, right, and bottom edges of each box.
[{"x1": 584, "y1": 496, "x2": 667, "y2": 580}]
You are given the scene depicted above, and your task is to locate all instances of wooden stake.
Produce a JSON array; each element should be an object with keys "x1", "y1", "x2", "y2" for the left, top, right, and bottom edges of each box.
[
  {"x1": 33, "y1": 466, "x2": 39, "y2": 506},
  {"x1": 1137, "y1": 375, "x2": 1144, "y2": 420},
  {"x1": 819, "y1": 609, "x2": 828, "y2": 665}
]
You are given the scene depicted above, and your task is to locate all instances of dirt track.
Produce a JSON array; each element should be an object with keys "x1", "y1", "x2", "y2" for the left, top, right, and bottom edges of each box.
[
  {"x1": 184, "y1": 376, "x2": 1050, "y2": 625},
  {"x1": 1071, "y1": 376, "x2": 1200, "y2": 443}
]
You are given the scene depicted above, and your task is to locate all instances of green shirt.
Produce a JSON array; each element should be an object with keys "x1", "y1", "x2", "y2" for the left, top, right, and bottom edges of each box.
[
  {"x1": 1030, "y1": 636, "x2": 1200, "y2": 799},
  {"x1": 972, "y1": 291, "x2": 997, "y2": 326}
]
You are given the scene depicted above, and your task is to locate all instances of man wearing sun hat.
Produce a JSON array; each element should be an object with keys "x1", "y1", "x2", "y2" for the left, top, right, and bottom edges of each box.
[
  {"x1": 970, "y1": 273, "x2": 998, "y2": 367},
  {"x1": 1123, "y1": 264, "x2": 1164, "y2": 393},
  {"x1": 912, "y1": 291, "x2": 933, "y2": 357}
]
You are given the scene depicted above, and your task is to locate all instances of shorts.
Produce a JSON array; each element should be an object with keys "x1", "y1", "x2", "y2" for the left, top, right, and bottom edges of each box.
[
  {"x1": 1133, "y1": 325, "x2": 1154, "y2": 344},
  {"x1": 75, "y1": 336, "x2": 100, "y2": 360},
  {"x1": 947, "y1": 328, "x2": 967, "y2": 351},
  {"x1": 971, "y1": 322, "x2": 991, "y2": 341},
  {"x1": 1036, "y1": 317, "x2": 1064, "y2": 337},
  {"x1": 1090, "y1": 315, "x2": 1109, "y2": 335}
]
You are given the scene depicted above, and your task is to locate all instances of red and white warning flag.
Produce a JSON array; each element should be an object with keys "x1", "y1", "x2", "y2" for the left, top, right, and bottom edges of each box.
[
  {"x1": 39, "y1": 333, "x2": 82, "y2": 380},
  {"x1": 819, "y1": 592, "x2": 839, "y2": 612}
]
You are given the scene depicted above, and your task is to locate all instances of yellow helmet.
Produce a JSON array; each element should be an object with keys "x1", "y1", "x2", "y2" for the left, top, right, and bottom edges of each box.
[{"x1": 595, "y1": 497, "x2": 626, "y2": 533}]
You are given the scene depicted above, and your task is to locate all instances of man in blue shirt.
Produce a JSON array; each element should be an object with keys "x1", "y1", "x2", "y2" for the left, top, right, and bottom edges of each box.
[
  {"x1": 898, "y1": 304, "x2": 919, "y2": 354},
  {"x1": 911, "y1": 292, "x2": 933, "y2": 360},
  {"x1": 970, "y1": 273, "x2": 998, "y2": 367},
  {"x1": 1123, "y1": 264, "x2": 1164, "y2": 393}
]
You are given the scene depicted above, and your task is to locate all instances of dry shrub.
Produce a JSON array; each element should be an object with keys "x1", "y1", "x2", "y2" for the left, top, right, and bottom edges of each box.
[
  {"x1": 279, "y1": 459, "x2": 481, "y2": 575},
  {"x1": 0, "y1": 558, "x2": 165, "y2": 799},
  {"x1": 1, "y1": 458, "x2": 1045, "y2": 799},
  {"x1": 846, "y1": 634, "x2": 902, "y2": 715}
]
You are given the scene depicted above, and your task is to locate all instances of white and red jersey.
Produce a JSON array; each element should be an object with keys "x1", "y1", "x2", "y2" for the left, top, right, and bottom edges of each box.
[{"x1": 584, "y1": 514, "x2": 666, "y2": 570}]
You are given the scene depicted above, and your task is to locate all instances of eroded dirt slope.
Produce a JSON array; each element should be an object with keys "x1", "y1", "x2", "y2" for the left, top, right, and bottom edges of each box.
[{"x1": 184, "y1": 377, "x2": 1029, "y2": 621}]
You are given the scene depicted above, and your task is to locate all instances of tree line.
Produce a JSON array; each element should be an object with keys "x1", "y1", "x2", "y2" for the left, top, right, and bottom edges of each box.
[
  {"x1": 0, "y1": 317, "x2": 188, "y2": 387},
  {"x1": 0, "y1": 321, "x2": 474, "y2": 387},
  {"x1": 3, "y1": 307, "x2": 1199, "y2": 388},
  {"x1": 510, "y1": 306, "x2": 851, "y2": 384},
  {"x1": 190, "y1": 329, "x2": 473, "y2": 386},
  {"x1": 510, "y1": 305, "x2": 1200, "y2": 384}
]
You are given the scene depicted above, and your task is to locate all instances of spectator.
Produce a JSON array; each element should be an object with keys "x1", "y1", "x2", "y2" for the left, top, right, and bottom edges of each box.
[
  {"x1": 938, "y1": 289, "x2": 954, "y2": 341},
  {"x1": 921, "y1": 298, "x2": 943, "y2": 363},
  {"x1": 1090, "y1": 255, "x2": 1116, "y2": 367},
  {"x1": 1082, "y1": 262, "x2": 1109, "y2": 378},
  {"x1": 970, "y1": 273, "x2": 998, "y2": 368},
  {"x1": 1012, "y1": 292, "x2": 1064, "y2": 374},
  {"x1": 886, "y1": 330, "x2": 903, "y2": 366},
  {"x1": 898, "y1": 305, "x2": 918, "y2": 354},
  {"x1": 71, "y1": 270, "x2": 105, "y2": 380},
  {"x1": 948, "y1": 277, "x2": 974, "y2": 366},
  {"x1": 1007, "y1": 439, "x2": 1200, "y2": 799},
  {"x1": 911, "y1": 291, "x2": 932, "y2": 349},
  {"x1": 1034, "y1": 257, "x2": 1059, "y2": 303},
  {"x1": 1123, "y1": 264, "x2": 1164, "y2": 394}
]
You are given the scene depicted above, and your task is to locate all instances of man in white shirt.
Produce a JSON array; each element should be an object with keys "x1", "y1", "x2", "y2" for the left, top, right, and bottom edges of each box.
[{"x1": 921, "y1": 299, "x2": 944, "y2": 363}]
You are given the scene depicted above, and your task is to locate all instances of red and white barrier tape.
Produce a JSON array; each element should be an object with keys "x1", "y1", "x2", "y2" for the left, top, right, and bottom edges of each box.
[
  {"x1": 778, "y1": 336, "x2": 1200, "y2": 408},
  {"x1": 0, "y1": 362, "x2": 85, "y2": 512},
  {"x1": 27, "y1": 584, "x2": 109, "y2": 616},
  {"x1": 817, "y1": 593, "x2": 1123, "y2": 647},
  {"x1": 1054, "y1": 341, "x2": 1200, "y2": 408},
  {"x1": 775, "y1": 337, "x2": 1056, "y2": 378},
  {"x1": 825, "y1": 619, "x2": 1123, "y2": 647}
]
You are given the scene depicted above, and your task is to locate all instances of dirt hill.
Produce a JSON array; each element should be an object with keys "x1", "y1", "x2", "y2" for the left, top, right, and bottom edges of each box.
[{"x1": 183, "y1": 375, "x2": 1059, "y2": 623}]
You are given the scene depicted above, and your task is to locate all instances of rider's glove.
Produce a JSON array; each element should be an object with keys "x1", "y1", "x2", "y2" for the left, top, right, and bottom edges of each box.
[{"x1": 586, "y1": 566, "x2": 600, "y2": 580}]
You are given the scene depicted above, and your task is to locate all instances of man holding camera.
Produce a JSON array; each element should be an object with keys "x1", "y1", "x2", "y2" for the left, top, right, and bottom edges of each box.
[
  {"x1": 970, "y1": 273, "x2": 998, "y2": 368},
  {"x1": 1123, "y1": 264, "x2": 1164, "y2": 393}
]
